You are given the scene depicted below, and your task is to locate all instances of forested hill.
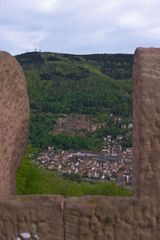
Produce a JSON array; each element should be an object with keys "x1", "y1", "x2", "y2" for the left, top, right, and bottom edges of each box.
[
  {"x1": 15, "y1": 51, "x2": 133, "y2": 117},
  {"x1": 62, "y1": 53, "x2": 133, "y2": 80},
  {"x1": 16, "y1": 52, "x2": 133, "y2": 80}
]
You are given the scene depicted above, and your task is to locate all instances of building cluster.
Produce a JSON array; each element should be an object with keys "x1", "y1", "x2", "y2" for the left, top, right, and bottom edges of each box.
[
  {"x1": 32, "y1": 113, "x2": 133, "y2": 187},
  {"x1": 52, "y1": 114, "x2": 106, "y2": 135},
  {"x1": 32, "y1": 145, "x2": 133, "y2": 187}
]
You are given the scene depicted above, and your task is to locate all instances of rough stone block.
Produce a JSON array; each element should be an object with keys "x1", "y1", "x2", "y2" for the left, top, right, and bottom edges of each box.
[
  {"x1": 0, "y1": 52, "x2": 30, "y2": 196},
  {"x1": 0, "y1": 195, "x2": 64, "y2": 240}
]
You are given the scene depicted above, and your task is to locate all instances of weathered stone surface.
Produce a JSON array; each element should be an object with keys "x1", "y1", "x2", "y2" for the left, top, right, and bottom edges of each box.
[
  {"x1": 64, "y1": 196, "x2": 160, "y2": 240},
  {"x1": 0, "y1": 195, "x2": 64, "y2": 240},
  {"x1": 0, "y1": 51, "x2": 30, "y2": 196},
  {"x1": 133, "y1": 48, "x2": 160, "y2": 199},
  {"x1": 0, "y1": 48, "x2": 160, "y2": 239}
]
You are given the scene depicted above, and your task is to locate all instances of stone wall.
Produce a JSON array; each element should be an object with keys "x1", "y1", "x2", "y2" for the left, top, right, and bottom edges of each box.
[{"x1": 0, "y1": 49, "x2": 160, "y2": 239}]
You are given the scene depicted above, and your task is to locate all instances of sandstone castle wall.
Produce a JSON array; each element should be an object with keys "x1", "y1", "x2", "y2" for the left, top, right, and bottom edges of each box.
[{"x1": 0, "y1": 49, "x2": 159, "y2": 239}]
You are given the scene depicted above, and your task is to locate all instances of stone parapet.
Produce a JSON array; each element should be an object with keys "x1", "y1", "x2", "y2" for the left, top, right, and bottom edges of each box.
[{"x1": 0, "y1": 49, "x2": 160, "y2": 239}]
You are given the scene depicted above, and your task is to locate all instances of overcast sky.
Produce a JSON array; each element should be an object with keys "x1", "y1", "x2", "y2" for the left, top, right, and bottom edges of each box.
[{"x1": 0, "y1": 0, "x2": 160, "y2": 55}]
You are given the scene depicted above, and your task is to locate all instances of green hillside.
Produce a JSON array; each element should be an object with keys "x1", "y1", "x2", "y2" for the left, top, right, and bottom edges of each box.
[
  {"x1": 16, "y1": 52, "x2": 133, "y2": 149},
  {"x1": 16, "y1": 52, "x2": 133, "y2": 116}
]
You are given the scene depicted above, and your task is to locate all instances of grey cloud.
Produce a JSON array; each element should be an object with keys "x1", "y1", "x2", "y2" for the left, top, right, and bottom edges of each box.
[{"x1": 0, "y1": 0, "x2": 160, "y2": 54}]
